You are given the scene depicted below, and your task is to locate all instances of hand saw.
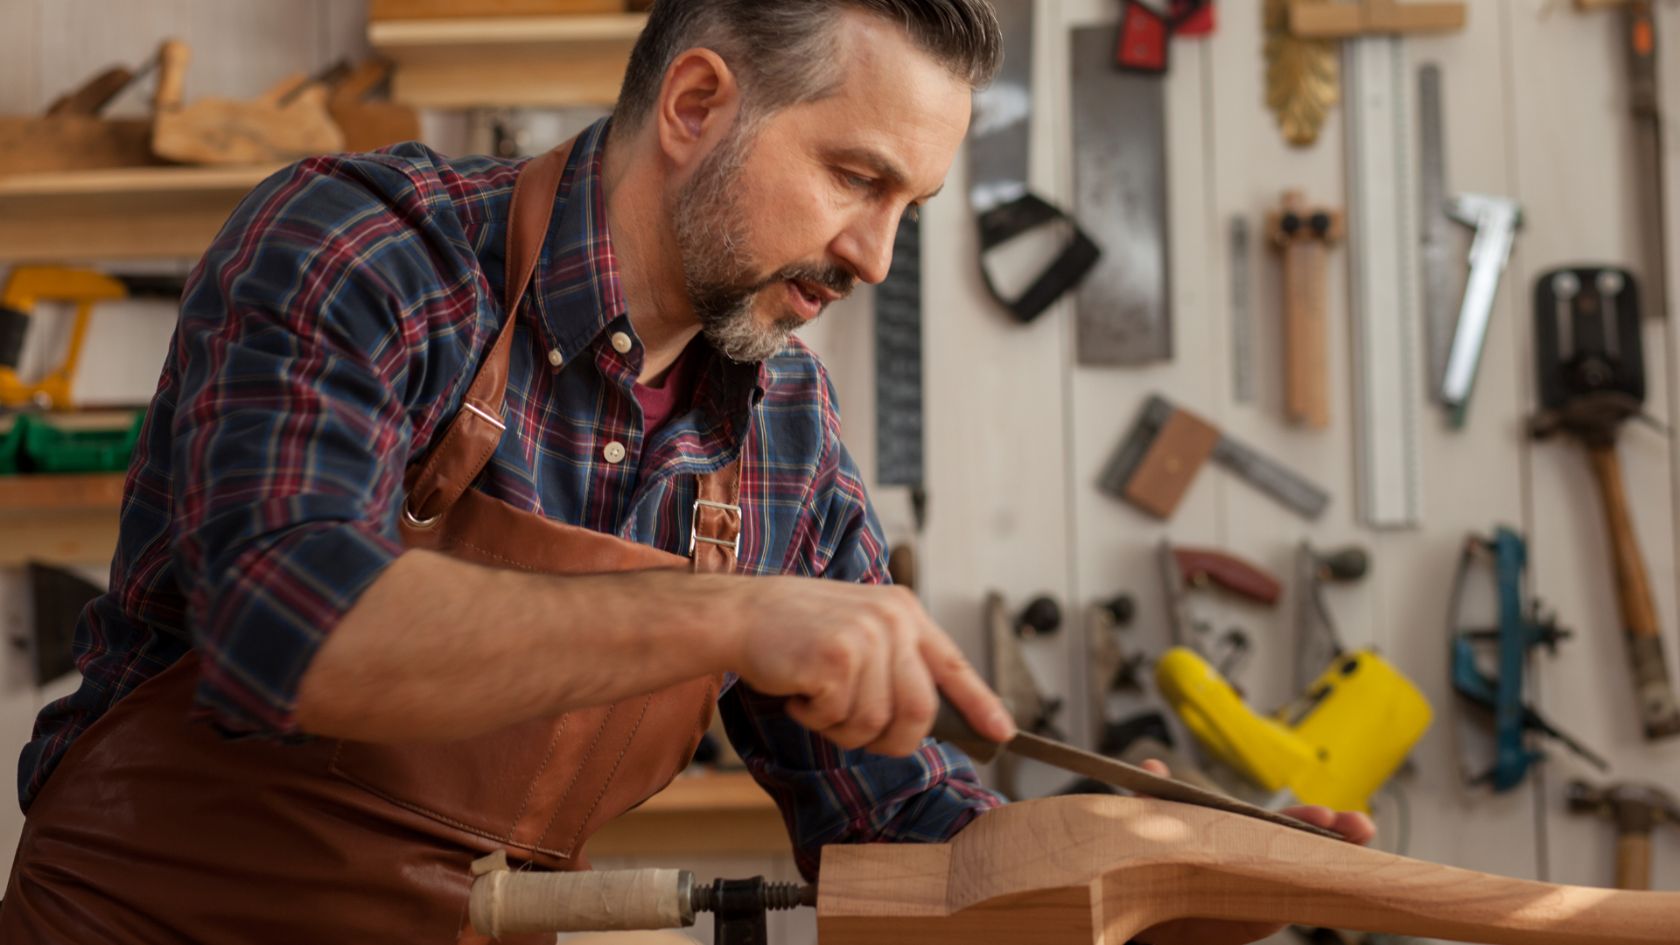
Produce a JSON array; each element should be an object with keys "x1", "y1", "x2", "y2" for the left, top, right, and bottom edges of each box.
[{"x1": 932, "y1": 699, "x2": 1343, "y2": 840}]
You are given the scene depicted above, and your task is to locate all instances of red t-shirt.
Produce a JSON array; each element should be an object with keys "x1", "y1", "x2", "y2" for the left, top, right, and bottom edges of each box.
[{"x1": 633, "y1": 339, "x2": 702, "y2": 434}]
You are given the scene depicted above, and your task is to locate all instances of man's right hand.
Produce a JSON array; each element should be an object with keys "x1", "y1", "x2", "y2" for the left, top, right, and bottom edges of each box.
[{"x1": 726, "y1": 577, "x2": 1016, "y2": 758}]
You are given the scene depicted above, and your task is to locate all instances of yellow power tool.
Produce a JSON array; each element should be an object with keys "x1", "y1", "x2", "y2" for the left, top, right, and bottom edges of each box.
[
  {"x1": 0, "y1": 266, "x2": 185, "y2": 410},
  {"x1": 1155, "y1": 646, "x2": 1431, "y2": 813}
]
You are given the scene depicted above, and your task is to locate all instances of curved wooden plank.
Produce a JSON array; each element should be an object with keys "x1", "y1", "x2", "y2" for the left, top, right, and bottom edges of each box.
[{"x1": 817, "y1": 795, "x2": 1676, "y2": 945}]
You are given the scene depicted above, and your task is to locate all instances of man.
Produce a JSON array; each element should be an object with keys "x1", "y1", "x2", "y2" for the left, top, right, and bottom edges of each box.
[{"x1": 4, "y1": 1, "x2": 1369, "y2": 942}]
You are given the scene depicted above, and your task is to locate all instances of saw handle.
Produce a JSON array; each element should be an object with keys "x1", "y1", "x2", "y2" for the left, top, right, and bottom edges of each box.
[{"x1": 1587, "y1": 443, "x2": 1680, "y2": 738}]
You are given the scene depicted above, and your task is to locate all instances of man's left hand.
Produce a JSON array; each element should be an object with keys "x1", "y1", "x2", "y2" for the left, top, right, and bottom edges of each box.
[{"x1": 1131, "y1": 760, "x2": 1376, "y2": 945}]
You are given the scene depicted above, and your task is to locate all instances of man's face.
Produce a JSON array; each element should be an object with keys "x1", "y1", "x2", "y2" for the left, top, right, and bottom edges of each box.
[{"x1": 673, "y1": 12, "x2": 972, "y2": 363}]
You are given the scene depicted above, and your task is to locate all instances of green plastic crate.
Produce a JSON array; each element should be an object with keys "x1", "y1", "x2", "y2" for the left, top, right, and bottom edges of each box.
[{"x1": 20, "y1": 411, "x2": 145, "y2": 474}]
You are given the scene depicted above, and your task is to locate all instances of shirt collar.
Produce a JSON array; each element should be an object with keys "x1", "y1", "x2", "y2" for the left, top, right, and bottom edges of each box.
[{"x1": 536, "y1": 117, "x2": 768, "y2": 413}]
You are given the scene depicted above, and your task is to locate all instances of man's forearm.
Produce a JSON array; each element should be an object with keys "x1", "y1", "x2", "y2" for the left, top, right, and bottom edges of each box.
[{"x1": 295, "y1": 549, "x2": 742, "y2": 742}]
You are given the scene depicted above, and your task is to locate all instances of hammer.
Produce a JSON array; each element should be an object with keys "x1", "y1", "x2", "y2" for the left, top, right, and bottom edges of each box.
[{"x1": 1567, "y1": 780, "x2": 1680, "y2": 890}]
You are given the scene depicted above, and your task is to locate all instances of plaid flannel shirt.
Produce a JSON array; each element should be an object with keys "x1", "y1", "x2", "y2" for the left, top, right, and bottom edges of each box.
[{"x1": 18, "y1": 118, "x2": 1000, "y2": 878}]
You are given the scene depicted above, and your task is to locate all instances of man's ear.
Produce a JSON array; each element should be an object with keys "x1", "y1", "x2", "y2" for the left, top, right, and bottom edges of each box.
[{"x1": 655, "y1": 48, "x2": 742, "y2": 168}]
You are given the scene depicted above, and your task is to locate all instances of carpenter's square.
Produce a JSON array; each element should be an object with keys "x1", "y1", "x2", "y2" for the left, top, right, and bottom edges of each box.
[
  {"x1": 1098, "y1": 393, "x2": 1330, "y2": 520},
  {"x1": 1440, "y1": 193, "x2": 1522, "y2": 427},
  {"x1": 932, "y1": 699, "x2": 1343, "y2": 840}
]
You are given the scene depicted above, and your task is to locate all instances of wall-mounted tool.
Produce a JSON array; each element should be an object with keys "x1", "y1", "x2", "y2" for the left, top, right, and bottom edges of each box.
[
  {"x1": 1573, "y1": 0, "x2": 1668, "y2": 320},
  {"x1": 982, "y1": 591, "x2": 1066, "y2": 798},
  {"x1": 1100, "y1": 394, "x2": 1331, "y2": 520},
  {"x1": 1343, "y1": 24, "x2": 1437, "y2": 527},
  {"x1": 1567, "y1": 780, "x2": 1679, "y2": 891},
  {"x1": 1115, "y1": 0, "x2": 1214, "y2": 74},
  {"x1": 1087, "y1": 594, "x2": 1144, "y2": 730},
  {"x1": 1158, "y1": 540, "x2": 1282, "y2": 678},
  {"x1": 1072, "y1": 25, "x2": 1170, "y2": 365},
  {"x1": 1294, "y1": 542, "x2": 1370, "y2": 693},
  {"x1": 1268, "y1": 191, "x2": 1343, "y2": 430},
  {"x1": 150, "y1": 38, "x2": 345, "y2": 165},
  {"x1": 0, "y1": 267, "x2": 187, "y2": 410},
  {"x1": 1529, "y1": 266, "x2": 1680, "y2": 741},
  {"x1": 1449, "y1": 526, "x2": 1610, "y2": 792},
  {"x1": 1417, "y1": 62, "x2": 1456, "y2": 401},
  {"x1": 469, "y1": 851, "x2": 814, "y2": 942},
  {"x1": 1155, "y1": 645, "x2": 1431, "y2": 813},
  {"x1": 1230, "y1": 217, "x2": 1258, "y2": 403},
  {"x1": 1264, "y1": 0, "x2": 1464, "y2": 148},
  {"x1": 1440, "y1": 194, "x2": 1522, "y2": 426},
  {"x1": 968, "y1": 0, "x2": 1100, "y2": 323},
  {"x1": 877, "y1": 213, "x2": 928, "y2": 530}
]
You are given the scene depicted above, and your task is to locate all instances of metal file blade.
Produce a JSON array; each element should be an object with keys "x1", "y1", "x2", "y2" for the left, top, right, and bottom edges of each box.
[{"x1": 934, "y1": 703, "x2": 1343, "y2": 840}]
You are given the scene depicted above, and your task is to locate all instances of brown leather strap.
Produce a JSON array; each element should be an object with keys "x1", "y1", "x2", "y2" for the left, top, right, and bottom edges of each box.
[
  {"x1": 405, "y1": 140, "x2": 577, "y2": 526},
  {"x1": 690, "y1": 462, "x2": 743, "y2": 574}
]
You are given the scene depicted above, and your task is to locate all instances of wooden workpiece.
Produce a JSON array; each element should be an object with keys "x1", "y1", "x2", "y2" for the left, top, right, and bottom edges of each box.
[
  {"x1": 817, "y1": 795, "x2": 1678, "y2": 944},
  {"x1": 1268, "y1": 192, "x2": 1342, "y2": 430},
  {"x1": 150, "y1": 39, "x2": 344, "y2": 166}
]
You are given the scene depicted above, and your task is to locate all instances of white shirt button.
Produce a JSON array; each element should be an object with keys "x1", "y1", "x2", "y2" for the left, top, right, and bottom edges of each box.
[
  {"x1": 610, "y1": 331, "x2": 634, "y2": 355},
  {"x1": 547, "y1": 348, "x2": 565, "y2": 368},
  {"x1": 603, "y1": 441, "x2": 627, "y2": 464}
]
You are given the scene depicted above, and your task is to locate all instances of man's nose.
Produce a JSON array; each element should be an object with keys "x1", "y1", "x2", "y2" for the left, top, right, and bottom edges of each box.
[{"x1": 835, "y1": 212, "x2": 899, "y2": 286}]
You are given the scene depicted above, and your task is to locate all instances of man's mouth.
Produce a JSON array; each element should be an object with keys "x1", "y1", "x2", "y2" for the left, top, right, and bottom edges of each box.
[{"x1": 786, "y1": 279, "x2": 830, "y2": 321}]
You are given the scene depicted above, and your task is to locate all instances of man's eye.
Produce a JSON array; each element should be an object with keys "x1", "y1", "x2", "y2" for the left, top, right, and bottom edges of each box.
[{"x1": 842, "y1": 172, "x2": 874, "y2": 191}]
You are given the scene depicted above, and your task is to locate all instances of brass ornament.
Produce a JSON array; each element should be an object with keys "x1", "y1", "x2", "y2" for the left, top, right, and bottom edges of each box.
[{"x1": 1265, "y1": 0, "x2": 1340, "y2": 147}]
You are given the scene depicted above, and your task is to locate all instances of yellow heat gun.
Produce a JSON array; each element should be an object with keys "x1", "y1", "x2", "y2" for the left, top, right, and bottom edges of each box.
[
  {"x1": 1155, "y1": 646, "x2": 1431, "y2": 813},
  {"x1": 0, "y1": 266, "x2": 185, "y2": 410}
]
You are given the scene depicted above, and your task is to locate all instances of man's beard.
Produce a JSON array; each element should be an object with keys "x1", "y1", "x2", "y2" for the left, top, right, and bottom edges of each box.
[{"x1": 673, "y1": 123, "x2": 855, "y2": 363}]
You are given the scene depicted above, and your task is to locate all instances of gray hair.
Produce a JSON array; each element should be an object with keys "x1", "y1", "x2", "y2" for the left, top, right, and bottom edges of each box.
[{"x1": 612, "y1": 0, "x2": 1002, "y2": 134}]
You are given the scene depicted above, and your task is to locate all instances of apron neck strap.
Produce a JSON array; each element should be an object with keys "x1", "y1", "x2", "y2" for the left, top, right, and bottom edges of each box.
[{"x1": 404, "y1": 140, "x2": 575, "y2": 526}]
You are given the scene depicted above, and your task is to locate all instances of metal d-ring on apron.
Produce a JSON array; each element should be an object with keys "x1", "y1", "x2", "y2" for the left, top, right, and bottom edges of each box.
[{"x1": 968, "y1": 0, "x2": 1102, "y2": 323}]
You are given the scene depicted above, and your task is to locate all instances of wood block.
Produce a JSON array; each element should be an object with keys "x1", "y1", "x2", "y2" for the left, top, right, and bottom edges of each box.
[
  {"x1": 817, "y1": 795, "x2": 1680, "y2": 944},
  {"x1": 328, "y1": 61, "x2": 421, "y2": 152},
  {"x1": 370, "y1": 0, "x2": 626, "y2": 19},
  {"x1": 1121, "y1": 408, "x2": 1220, "y2": 519}
]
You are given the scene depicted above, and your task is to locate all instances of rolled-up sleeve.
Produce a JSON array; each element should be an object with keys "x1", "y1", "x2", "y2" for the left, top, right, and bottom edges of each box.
[
  {"x1": 170, "y1": 157, "x2": 442, "y2": 738},
  {"x1": 721, "y1": 425, "x2": 1005, "y2": 881}
]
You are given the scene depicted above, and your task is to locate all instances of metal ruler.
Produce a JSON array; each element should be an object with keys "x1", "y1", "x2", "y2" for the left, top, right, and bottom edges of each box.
[
  {"x1": 1417, "y1": 62, "x2": 1454, "y2": 402},
  {"x1": 876, "y1": 214, "x2": 924, "y2": 495},
  {"x1": 1071, "y1": 24, "x2": 1171, "y2": 365},
  {"x1": 1230, "y1": 217, "x2": 1255, "y2": 403},
  {"x1": 1344, "y1": 37, "x2": 1423, "y2": 529}
]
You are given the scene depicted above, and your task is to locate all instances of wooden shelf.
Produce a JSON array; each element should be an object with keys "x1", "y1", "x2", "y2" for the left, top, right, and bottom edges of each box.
[
  {"x1": 369, "y1": 14, "x2": 648, "y2": 108},
  {"x1": 589, "y1": 770, "x2": 792, "y2": 858},
  {"x1": 0, "y1": 473, "x2": 125, "y2": 514},
  {"x1": 0, "y1": 165, "x2": 280, "y2": 262},
  {"x1": 0, "y1": 473, "x2": 125, "y2": 566}
]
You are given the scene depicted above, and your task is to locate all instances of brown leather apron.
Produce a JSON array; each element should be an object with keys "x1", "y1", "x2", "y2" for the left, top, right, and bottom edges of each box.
[{"x1": 2, "y1": 140, "x2": 744, "y2": 944}]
